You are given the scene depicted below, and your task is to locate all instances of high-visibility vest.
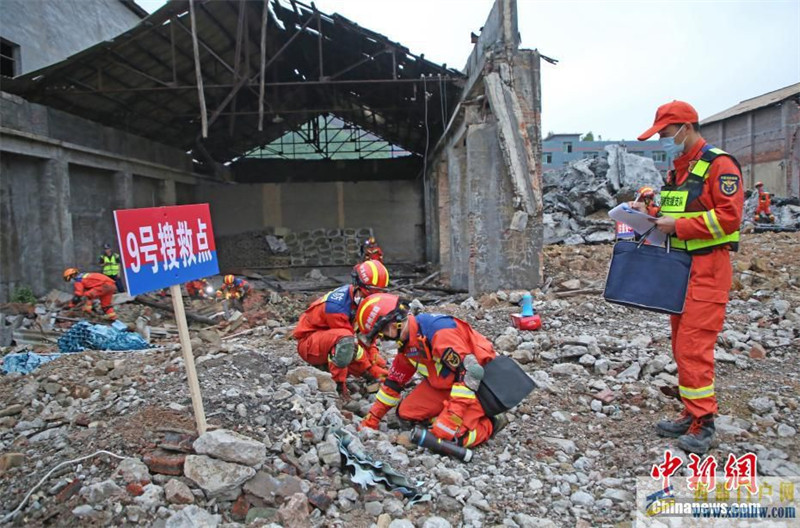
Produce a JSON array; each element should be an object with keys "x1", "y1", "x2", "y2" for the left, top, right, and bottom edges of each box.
[
  {"x1": 100, "y1": 254, "x2": 121, "y2": 276},
  {"x1": 659, "y1": 146, "x2": 741, "y2": 253}
]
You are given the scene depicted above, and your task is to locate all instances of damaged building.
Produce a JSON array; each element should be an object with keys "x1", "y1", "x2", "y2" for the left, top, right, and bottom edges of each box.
[{"x1": 0, "y1": 0, "x2": 543, "y2": 301}]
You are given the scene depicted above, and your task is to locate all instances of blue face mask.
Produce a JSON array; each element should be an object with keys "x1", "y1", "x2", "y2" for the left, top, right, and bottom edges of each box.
[{"x1": 660, "y1": 125, "x2": 686, "y2": 158}]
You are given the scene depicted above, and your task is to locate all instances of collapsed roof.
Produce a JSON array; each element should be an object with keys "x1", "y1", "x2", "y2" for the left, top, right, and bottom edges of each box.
[{"x1": 3, "y1": 0, "x2": 464, "y2": 165}]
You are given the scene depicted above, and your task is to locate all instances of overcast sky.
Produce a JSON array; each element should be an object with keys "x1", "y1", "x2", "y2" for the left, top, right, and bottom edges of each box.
[{"x1": 136, "y1": 0, "x2": 800, "y2": 141}]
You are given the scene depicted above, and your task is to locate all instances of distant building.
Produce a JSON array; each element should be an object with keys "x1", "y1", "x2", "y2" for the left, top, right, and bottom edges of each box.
[
  {"x1": 543, "y1": 133, "x2": 668, "y2": 172},
  {"x1": 0, "y1": 0, "x2": 146, "y2": 77},
  {"x1": 701, "y1": 83, "x2": 800, "y2": 197}
]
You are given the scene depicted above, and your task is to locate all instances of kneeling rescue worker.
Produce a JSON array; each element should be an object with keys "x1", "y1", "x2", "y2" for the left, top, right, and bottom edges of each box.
[
  {"x1": 357, "y1": 293, "x2": 506, "y2": 448},
  {"x1": 63, "y1": 268, "x2": 118, "y2": 321},
  {"x1": 636, "y1": 100, "x2": 744, "y2": 454},
  {"x1": 186, "y1": 278, "x2": 212, "y2": 299},
  {"x1": 293, "y1": 261, "x2": 391, "y2": 396}
]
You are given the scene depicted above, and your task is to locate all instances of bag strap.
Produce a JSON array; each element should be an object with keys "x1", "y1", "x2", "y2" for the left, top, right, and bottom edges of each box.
[{"x1": 637, "y1": 225, "x2": 671, "y2": 253}]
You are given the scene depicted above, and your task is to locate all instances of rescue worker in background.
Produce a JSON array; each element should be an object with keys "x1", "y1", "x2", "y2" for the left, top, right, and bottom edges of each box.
[
  {"x1": 293, "y1": 261, "x2": 391, "y2": 397},
  {"x1": 357, "y1": 293, "x2": 507, "y2": 448},
  {"x1": 637, "y1": 186, "x2": 660, "y2": 217},
  {"x1": 63, "y1": 268, "x2": 118, "y2": 321},
  {"x1": 98, "y1": 243, "x2": 124, "y2": 293},
  {"x1": 634, "y1": 100, "x2": 743, "y2": 454},
  {"x1": 360, "y1": 237, "x2": 384, "y2": 263},
  {"x1": 754, "y1": 181, "x2": 775, "y2": 223},
  {"x1": 216, "y1": 275, "x2": 250, "y2": 301},
  {"x1": 186, "y1": 278, "x2": 212, "y2": 300}
]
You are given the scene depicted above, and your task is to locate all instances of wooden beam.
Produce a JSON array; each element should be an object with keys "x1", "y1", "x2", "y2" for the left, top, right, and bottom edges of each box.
[
  {"x1": 258, "y1": 0, "x2": 268, "y2": 131},
  {"x1": 189, "y1": 0, "x2": 208, "y2": 138}
]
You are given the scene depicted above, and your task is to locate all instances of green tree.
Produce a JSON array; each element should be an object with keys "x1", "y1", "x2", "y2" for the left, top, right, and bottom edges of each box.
[{"x1": 581, "y1": 131, "x2": 595, "y2": 142}]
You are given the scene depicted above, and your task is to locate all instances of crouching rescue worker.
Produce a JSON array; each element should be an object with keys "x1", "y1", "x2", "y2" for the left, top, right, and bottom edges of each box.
[
  {"x1": 186, "y1": 278, "x2": 212, "y2": 299},
  {"x1": 63, "y1": 268, "x2": 118, "y2": 321},
  {"x1": 357, "y1": 294, "x2": 506, "y2": 448},
  {"x1": 216, "y1": 275, "x2": 250, "y2": 301},
  {"x1": 635, "y1": 100, "x2": 744, "y2": 454},
  {"x1": 293, "y1": 261, "x2": 391, "y2": 396},
  {"x1": 754, "y1": 181, "x2": 775, "y2": 223}
]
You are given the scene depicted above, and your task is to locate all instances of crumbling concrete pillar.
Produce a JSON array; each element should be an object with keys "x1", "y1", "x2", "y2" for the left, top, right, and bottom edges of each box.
[
  {"x1": 113, "y1": 170, "x2": 134, "y2": 210},
  {"x1": 40, "y1": 157, "x2": 74, "y2": 293},
  {"x1": 159, "y1": 179, "x2": 177, "y2": 206}
]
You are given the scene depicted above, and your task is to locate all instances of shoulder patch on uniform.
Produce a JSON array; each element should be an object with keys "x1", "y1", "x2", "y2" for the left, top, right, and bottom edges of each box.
[
  {"x1": 719, "y1": 174, "x2": 740, "y2": 196},
  {"x1": 441, "y1": 347, "x2": 462, "y2": 371}
]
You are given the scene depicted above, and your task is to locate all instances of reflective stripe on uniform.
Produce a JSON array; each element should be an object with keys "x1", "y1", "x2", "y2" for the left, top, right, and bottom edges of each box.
[
  {"x1": 703, "y1": 210, "x2": 725, "y2": 239},
  {"x1": 355, "y1": 345, "x2": 365, "y2": 361},
  {"x1": 408, "y1": 359, "x2": 430, "y2": 377},
  {"x1": 376, "y1": 388, "x2": 401, "y2": 407},
  {"x1": 679, "y1": 382, "x2": 715, "y2": 400},
  {"x1": 463, "y1": 429, "x2": 478, "y2": 447},
  {"x1": 450, "y1": 383, "x2": 477, "y2": 400},
  {"x1": 432, "y1": 420, "x2": 457, "y2": 437}
]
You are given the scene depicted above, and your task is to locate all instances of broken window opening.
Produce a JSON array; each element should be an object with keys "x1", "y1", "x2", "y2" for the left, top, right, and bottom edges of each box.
[{"x1": 1, "y1": 37, "x2": 20, "y2": 77}]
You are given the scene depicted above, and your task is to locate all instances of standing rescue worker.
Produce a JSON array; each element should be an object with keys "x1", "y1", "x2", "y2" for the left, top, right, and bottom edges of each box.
[
  {"x1": 63, "y1": 268, "x2": 118, "y2": 321},
  {"x1": 635, "y1": 100, "x2": 743, "y2": 454},
  {"x1": 753, "y1": 182, "x2": 775, "y2": 223},
  {"x1": 293, "y1": 261, "x2": 391, "y2": 396},
  {"x1": 357, "y1": 294, "x2": 506, "y2": 448},
  {"x1": 360, "y1": 237, "x2": 384, "y2": 263},
  {"x1": 98, "y1": 243, "x2": 125, "y2": 293}
]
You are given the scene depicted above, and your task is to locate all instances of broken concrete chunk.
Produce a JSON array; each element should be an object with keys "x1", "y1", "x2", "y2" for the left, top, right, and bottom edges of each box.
[{"x1": 192, "y1": 428, "x2": 266, "y2": 467}]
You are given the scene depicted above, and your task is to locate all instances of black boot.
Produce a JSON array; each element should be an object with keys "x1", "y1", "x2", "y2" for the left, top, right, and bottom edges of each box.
[
  {"x1": 677, "y1": 415, "x2": 716, "y2": 454},
  {"x1": 656, "y1": 410, "x2": 693, "y2": 438},
  {"x1": 490, "y1": 414, "x2": 509, "y2": 438}
]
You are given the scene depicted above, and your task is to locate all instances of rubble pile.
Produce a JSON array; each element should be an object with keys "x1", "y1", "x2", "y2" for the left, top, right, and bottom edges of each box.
[
  {"x1": 1, "y1": 232, "x2": 797, "y2": 527},
  {"x1": 743, "y1": 193, "x2": 800, "y2": 230},
  {"x1": 543, "y1": 145, "x2": 663, "y2": 245}
]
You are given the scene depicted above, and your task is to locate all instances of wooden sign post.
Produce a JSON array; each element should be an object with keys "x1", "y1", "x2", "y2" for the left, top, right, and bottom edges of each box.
[{"x1": 114, "y1": 204, "x2": 218, "y2": 436}]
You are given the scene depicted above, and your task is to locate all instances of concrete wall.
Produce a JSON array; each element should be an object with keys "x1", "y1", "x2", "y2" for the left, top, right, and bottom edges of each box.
[
  {"x1": 425, "y1": 0, "x2": 544, "y2": 294},
  {"x1": 702, "y1": 100, "x2": 800, "y2": 197},
  {"x1": 0, "y1": 92, "x2": 202, "y2": 301},
  {"x1": 198, "y1": 179, "x2": 425, "y2": 264},
  {"x1": 0, "y1": 0, "x2": 143, "y2": 75}
]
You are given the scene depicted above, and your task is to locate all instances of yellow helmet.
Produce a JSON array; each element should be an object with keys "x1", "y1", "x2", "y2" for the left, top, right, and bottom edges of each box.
[
  {"x1": 63, "y1": 268, "x2": 79, "y2": 281},
  {"x1": 224, "y1": 274, "x2": 235, "y2": 285}
]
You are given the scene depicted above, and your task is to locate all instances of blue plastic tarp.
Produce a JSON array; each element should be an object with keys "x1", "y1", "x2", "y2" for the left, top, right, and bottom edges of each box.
[
  {"x1": 2, "y1": 351, "x2": 63, "y2": 375},
  {"x1": 57, "y1": 321, "x2": 151, "y2": 353}
]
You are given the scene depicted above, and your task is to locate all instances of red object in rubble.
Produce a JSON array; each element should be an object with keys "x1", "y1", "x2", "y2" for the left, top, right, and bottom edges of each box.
[{"x1": 510, "y1": 313, "x2": 542, "y2": 331}]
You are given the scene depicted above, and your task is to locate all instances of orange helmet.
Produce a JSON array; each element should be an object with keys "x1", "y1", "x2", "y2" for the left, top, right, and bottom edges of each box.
[
  {"x1": 755, "y1": 181, "x2": 764, "y2": 188},
  {"x1": 637, "y1": 186, "x2": 655, "y2": 201},
  {"x1": 63, "y1": 268, "x2": 79, "y2": 281},
  {"x1": 352, "y1": 261, "x2": 390, "y2": 294},
  {"x1": 224, "y1": 274, "x2": 235, "y2": 285},
  {"x1": 356, "y1": 293, "x2": 409, "y2": 343}
]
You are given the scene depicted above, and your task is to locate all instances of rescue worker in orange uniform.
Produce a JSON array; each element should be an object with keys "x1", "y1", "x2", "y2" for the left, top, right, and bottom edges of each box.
[
  {"x1": 753, "y1": 181, "x2": 775, "y2": 223},
  {"x1": 186, "y1": 278, "x2": 212, "y2": 299},
  {"x1": 635, "y1": 100, "x2": 743, "y2": 454},
  {"x1": 360, "y1": 237, "x2": 384, "y2": 263},
  {"x1": 293, "y1": 261, "x2": 391, "y2": 396},
  {"x1": 216, "y1": 275, "x2": 251, "y2": 301},
  {"x1": 63, "y1": 268, "x2": 118, "y2": 321},
  {"x1": 357, "y1": 294, "x2": 506, "y2": 448}
]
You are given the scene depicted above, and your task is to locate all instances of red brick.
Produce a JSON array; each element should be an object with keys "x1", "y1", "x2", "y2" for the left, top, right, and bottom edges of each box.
[
  {"x1": 232, "y1": 494, "x2": 250, "y2": 521},
  {"x1": 143, "y1": 449, "x2": 186, "y2": 476},
  {"x1": 126, "y1": 482, "x2": 145, "y2": 496},
  {"x1": 56, "y1": 479, "x2": 82, "y2": 503},
  {"x1": 306, "y1": 489, "x2": 332, "y2": 511}
]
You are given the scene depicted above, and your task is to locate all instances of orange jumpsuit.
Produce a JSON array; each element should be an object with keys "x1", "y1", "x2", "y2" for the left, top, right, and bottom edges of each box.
[
  {"x1": 186, "y1": 279, "x2": 210, "y2": 299},
  {"x1": 293, "y1": 285, "x2": 386, "y2": 383},
  {"x1": 72, "y1": 273, "x2": 118, "y2": 315},
  {"x1": 370, "y1": 314, "x2": 496, "y2": 447},
  {"x1": 217, "y1": 278, "x2": 250, "y2": 299},
  {"x1": 667, "y1": 140, "x2": 743, "y2": 418},
  {"x1": 755, "y1": 189, "x2": 774, "y2": 221}
]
